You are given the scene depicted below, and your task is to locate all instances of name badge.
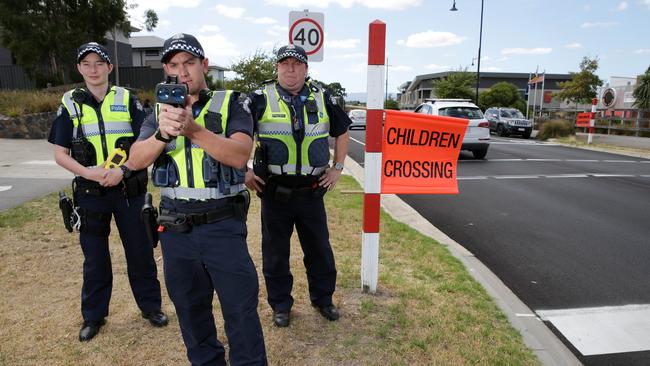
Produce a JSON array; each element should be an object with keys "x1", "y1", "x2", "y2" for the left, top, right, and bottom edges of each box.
[{"x1": 110, "y1": 105, "x2": 128, "y2": 112}]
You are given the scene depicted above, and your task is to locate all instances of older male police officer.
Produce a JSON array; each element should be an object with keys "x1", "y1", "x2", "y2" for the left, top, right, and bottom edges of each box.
[
  {"x1": 245, "y1": 44, "x2": 351, "y2": 327},
  {"x1": 128, "y1": 33, "x2": 267, "y2": 365},
  {"x1": 48, "y1": 42, "x2": 167, "y2": 342}
]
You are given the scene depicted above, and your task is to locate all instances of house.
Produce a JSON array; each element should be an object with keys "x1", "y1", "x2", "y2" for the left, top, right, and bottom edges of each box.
[{"x1": 399, "y1": 71, "x2": 574, "y2": 110}]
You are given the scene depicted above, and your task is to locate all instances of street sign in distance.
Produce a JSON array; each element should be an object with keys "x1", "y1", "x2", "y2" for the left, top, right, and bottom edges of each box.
[{"x1": 289, "y1": 10, "x2": 324, "y2": 62}]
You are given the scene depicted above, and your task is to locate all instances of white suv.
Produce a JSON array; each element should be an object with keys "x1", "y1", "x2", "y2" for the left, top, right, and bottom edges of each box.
[{"x1": 413, "y1": 99, "x2": 490, "y2": 159}]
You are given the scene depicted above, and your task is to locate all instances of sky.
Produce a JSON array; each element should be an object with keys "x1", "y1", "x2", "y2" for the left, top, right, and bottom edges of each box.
[{"x1": 128, "y1": 0, "x2": 650, "y2": 94}]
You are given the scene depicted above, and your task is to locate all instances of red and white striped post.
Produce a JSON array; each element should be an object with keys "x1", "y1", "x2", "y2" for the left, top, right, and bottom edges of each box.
[
  {"x1": 361, "y1": 20, "x2": 386, "y2": 294},
  {"x1": 588, "y1": 97, "x2": 597, "y2": 144}
]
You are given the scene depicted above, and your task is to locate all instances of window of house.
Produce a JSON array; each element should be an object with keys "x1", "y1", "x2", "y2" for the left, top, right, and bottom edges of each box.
[{"x1": 145, "y1": 50, "x2": 159, "y2": 56}]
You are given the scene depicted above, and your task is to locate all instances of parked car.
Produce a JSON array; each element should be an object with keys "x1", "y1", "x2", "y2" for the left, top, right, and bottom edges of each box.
[
  {"x1": 348, "y1": 109, "x2": 367, "y2": 130},
  {"x1": 484, "y1": 107, "x2": 532, "y2": 139},
  {"x1": 413, "y1": 99, "x2": 490, "y2": 159}
]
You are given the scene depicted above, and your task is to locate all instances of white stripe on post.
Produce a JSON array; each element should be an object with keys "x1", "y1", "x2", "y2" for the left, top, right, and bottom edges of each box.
[
  {"x1": 588, "y1": 97, "x2": 597, "y2": 145},
  {"x1": 366, "y1": 65, "x2": 385, "y2": 110},
  {"x1": 361, "y1": 232, "x2": 379, "y2": 292},
  {"x1": 364, "y1": 152, "x2": 382, "y2": 194}
]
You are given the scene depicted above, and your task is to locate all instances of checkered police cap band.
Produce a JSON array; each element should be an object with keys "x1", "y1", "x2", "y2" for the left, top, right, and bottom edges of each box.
[
  {"x1": 77, "y1": 43, "x2": 111, "y2": 64},
  {"x1": 277, "y1": 45, "x2": 308, "y2": 64},
  {"x1": 161, "y1": 33, "x2": 205, "y2": 63}
]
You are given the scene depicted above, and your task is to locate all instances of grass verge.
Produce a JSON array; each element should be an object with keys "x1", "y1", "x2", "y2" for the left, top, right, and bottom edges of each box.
[{"x1": 0, "y1": 177, "x2": 539, "y2": 365}]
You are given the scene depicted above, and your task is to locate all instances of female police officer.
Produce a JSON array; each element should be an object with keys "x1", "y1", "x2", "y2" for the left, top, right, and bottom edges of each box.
[{"x1": 48, "y1": 42, "x2": 167, "y2": 342}]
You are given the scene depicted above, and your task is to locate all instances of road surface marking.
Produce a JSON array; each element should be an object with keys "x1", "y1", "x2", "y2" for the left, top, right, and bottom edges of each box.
[
  {"x1": 22, "y1": 160, "x2": 58, "y2": 165},
  {"x1": 0, "y1": 186, "x2": 12, "y2": 192},
  {"x1": 537, "y1": 304, "x2": 650, "y2": 356}
]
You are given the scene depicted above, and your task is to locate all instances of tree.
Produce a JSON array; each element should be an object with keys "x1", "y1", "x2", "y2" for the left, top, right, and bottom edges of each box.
[
  {"x1": 319, "y1": 82, "x2": 346, "y2": 98},
  {"x1": 0, "y1": 0, "x2": 148, "y2": 86},
  {"x1": 633, "y1": 66, "x2": 650, "y2": 110},
  {"x1": 478, "y1": 82, "x2": 526, "y2": 112},
  {"x1": 556, "y1": 56, "x2": 603, "y2": 106},
  {"x1": 225, "y1": 50, "x2": 276, "y2": 94},
  {"x1": 384, "y1": 97, "x2": 399, "y2": 110},
  {"x1": 432, "y1": 69, "x2": 476, "y2": 102}
]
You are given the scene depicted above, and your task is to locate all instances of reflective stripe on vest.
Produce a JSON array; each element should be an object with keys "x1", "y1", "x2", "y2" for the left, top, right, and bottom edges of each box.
[
  {"x1": 156, "y1": 90, "x2": 245, "y2": 200},
  {"x1": 258, "y1": 81, "x2": 330, "y2": 176},
  {"x1": 61, "y1": 86, "x2": 133, "y2": 165}
]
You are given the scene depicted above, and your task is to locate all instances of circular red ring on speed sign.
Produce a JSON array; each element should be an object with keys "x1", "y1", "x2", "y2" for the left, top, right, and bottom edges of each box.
[{"x1": 288, "y1": 18, "x2": 324, "y2": 55}]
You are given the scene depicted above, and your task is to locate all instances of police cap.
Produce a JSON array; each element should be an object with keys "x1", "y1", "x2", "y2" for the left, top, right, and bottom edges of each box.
[
  {"x1": 276, "y1": 44, "x2": 308, "y2": 64},
  {"x1": 161, "y1": 33, "x2": 205, "y2": 63},
  {"x1": 77, "y1": 42, "x2": 111, "y2": 64}
]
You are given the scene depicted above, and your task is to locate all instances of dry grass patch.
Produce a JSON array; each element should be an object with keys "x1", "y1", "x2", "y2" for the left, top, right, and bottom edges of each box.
[{"x1": 0, "y1": 177, "x2": 539, "y2": 365}]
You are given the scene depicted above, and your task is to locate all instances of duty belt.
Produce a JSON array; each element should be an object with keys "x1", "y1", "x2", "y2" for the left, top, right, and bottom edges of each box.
[{"x1": 158, "y1": 205, "x2": 235, "y2": 233}]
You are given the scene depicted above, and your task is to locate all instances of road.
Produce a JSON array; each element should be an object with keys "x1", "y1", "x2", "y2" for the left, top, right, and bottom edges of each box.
[
  {"x1": 0, "y1": 139, "x2": 72, "y2": 211},
  {"x1": 347, "y1": 130, "x2": 650, "y2": 366}
]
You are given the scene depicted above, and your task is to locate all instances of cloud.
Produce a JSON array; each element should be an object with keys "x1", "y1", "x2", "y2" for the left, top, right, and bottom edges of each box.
[
  {"x1": 128, "y1": 0, "x2": 201, "y2": 12},
  {"x1": 197, "y1": 33, "x2": 240, "y2": 59},
  {"x1": 345, "y1": 63, "x2": 366, "y2": 73},
  {"x1": 424, "y1": 64, "x2": 450, "y2": 72},
  {"x1": 215, "y1": 4, "x2": 245, "y2": 19},
  {"x1": 642, "y1": 0, "x2": 650, "y2": 9},
  {"x1": 634, "y1": 49, "x2": 650, "y2": 54},
  {"x1": 199, "y1": 25, "x2": 221, "y2": 33},
  {"x1": 564, "y1": 43, "x2": 582, "y2": 49},
  {"x1": 247, "y1": 17, "x2": 277, "y2": 24},
  {"x1": 266, "y1": 30, "x2": 281, "y2": 37},
  {"x1": 501, "y1": 47, "x2": 552, "y2": 55},
  {"x1": 581, "y1": 21, "x2": 618, "y2": 28},
  {"x1": 398, "y1": 30, "x2": 466, "y2": 48},
  {"x1": 390, "y1": 65, "x2": 413, "y2": 71},
  {"x1": 264, "y1": 0, "x2": 421, "y2": 10},
  {"x1": 326, "y1": 39, "x2": 361, "y2": 49},
  {"x1": 331, "y1": 53, "x2": 366, "y2": 59},
  {"x1": 482, "y1": 66, "x2": 502, "y2": 72},
  {"x1": 617, "y1": 1, "x2": 628, "y2": 10}
]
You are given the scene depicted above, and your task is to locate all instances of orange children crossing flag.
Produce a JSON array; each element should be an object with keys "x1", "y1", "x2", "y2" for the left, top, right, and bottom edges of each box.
[{"x1": 381, "y1": 110, "x2": 468, "y2": 194}]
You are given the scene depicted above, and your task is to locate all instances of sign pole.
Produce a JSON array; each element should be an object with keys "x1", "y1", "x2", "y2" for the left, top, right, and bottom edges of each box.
[
  {"x1": 361, "y1": 20, "x2": 385, "y2": 294},
  {"x1": 588, "y1": 97, "x2": 597, "y2": 145}
]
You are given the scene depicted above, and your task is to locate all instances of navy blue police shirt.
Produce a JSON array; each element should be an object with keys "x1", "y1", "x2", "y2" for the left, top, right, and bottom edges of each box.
[
  {"x1": 248, "y1": 82, "x2": 351, "y2": 137},
  {"x1": 48, "y1": 87, "x2": 147, "y2": 148},
  {"x1": 137, "y1": 91, "x2": 252, "y2": 141}
]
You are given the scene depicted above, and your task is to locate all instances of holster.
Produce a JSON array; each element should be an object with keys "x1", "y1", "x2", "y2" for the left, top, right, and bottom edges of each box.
[
  {"x1": 77, "y1": 208, "x2": 112, "y2": 236},
  {"x1": 253, "y1": 145, "x2": 268, "y2": 181},
  {"x1": 123, "y1": 169, "x2": 148, "y2": 198},
  {"x1": 141, "y1": 192, "x2": 159, "y2": 247}
]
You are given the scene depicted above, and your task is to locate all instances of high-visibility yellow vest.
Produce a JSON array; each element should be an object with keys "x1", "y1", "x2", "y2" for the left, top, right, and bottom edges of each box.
[
  {"x1": 61, "y1": 86, "x2": 133, "y2": 166},
  {"x1": 153, "y1": 90, "x2": 246, "y2": 200},
  {"x1": 257, "y1": 81, "x2": 330, "y2": 176}
]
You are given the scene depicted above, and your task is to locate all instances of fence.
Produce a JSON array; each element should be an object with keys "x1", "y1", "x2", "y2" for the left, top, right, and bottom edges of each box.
[
  {"x1": 539, "y1": 108, "x2": 650, "y2": 138},
  {"x1": 1, "y1": 65, "x2": 163, "y2": 91},
  {"x1": 0, "y1": 65, "x2": 36, "y2": 90}
]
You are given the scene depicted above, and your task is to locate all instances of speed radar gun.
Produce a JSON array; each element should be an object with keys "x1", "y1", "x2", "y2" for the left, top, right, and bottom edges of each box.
[{"x1": 155, "y1": 75, "x2": 188, "y2": 108}]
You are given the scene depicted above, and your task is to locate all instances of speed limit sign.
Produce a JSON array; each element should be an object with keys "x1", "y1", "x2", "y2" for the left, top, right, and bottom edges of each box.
[{"x1": 289, "y1": 10, "x2": 324, "y2": 62}]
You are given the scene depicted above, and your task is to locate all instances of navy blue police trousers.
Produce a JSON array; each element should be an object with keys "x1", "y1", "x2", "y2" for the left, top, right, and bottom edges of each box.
[
  {"x1": 260, "y1": 194, "x2": 337, "y2": 312},
  {"x1": 160, "y1": 216, "x2": 267, "y2": 366},
  {"x1": 76, "y1": 189, "x2": 162, "y2": 322}
]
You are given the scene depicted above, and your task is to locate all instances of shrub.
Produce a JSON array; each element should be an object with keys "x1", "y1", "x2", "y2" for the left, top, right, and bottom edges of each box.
[
  {"x1": 0, "y1": 90, "x2": 61, "y2": 116},
  {"x1": 536, "y1": 119, "x2": 575, "y2": 140}
]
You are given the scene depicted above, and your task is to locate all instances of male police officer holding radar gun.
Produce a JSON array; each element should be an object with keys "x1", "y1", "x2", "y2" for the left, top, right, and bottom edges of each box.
[
  {"x1": 49, "y1": 42, "x2": 167, "y2": 342},
  {"x1": 245, "y1": 44, "x2": 351, "y2": 328},
  {"x1": 128, "y1": 33, "x2": 267, "y2": 366}
]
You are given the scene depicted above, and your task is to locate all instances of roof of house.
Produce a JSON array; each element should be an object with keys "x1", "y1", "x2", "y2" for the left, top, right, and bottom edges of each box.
[
  {"x1": 404, "y1": 71, "x2": 573, "y2": 93},
  {"x1": 130, "y1": 36, "x2": 165, "y2": 49}
]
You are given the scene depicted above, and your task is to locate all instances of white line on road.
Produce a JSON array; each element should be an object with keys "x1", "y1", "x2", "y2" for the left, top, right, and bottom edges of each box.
[
  {"x1": 457, "y1": 176, "x2": 488, "y2": 180},
  {"x1": 459, "y1": 173, "x2": 650, "y2": 180},
  {"x1": 22, "y1": 160, "x2": 58, "y2": 165},
  {"x1": 493, "y1": 175, "x2": 539, "y2": 179},
  {"x1": 349, "y1": 137, "x2": 366, "y2": 146},
  {"x1": 537, "y1": 304, "x2": 650, "y2": 356},
  {"x1": 0, "y1": 186, "x2": 12, "y2": 192},
  {"x1": 590, "y1": 174, "x2": 635, "y2": 177},
  {"x1": 546, "y1": 174, "x2": 590, "y2": 178}
]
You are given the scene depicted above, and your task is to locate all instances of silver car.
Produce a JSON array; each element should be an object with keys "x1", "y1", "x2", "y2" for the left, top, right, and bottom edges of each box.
[{"x1": 348, "y1": 109, "x2": 366, "y2": 130}]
